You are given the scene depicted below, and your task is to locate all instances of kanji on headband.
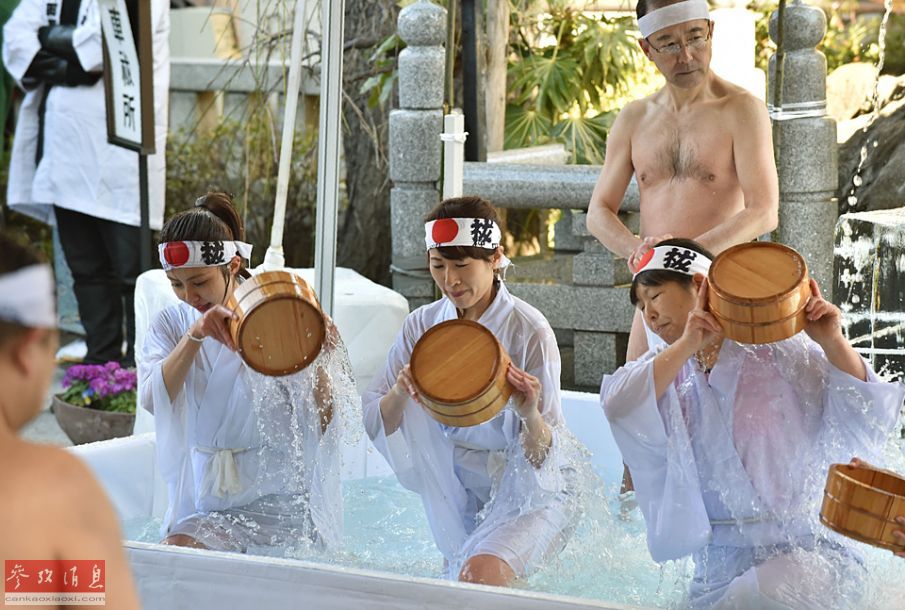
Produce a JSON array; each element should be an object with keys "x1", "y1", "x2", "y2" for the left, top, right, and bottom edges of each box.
[
  {"x1": 633, "y1": 245, "x2": 712, "y2": 278},
  {"x1": 425, "y1": 218, "x2": 502, "y2": 251},
  {"x1": 638, "y1": 0, "x2": 710, "y2": 39},
  {"x1": 159, "y1": 240, "x2": 254, "y2": 271}
]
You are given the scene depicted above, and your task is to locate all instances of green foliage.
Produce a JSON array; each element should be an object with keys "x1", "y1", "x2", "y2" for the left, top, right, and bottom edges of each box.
[
  {"x1": 822, "y1": 6, "x2": 879, "y2": 73},
  {"x1": 360, "y1": 33, "x2": 402, "y2": 109},
  {"x1": 165, "y1": 105, "x2": 323, "y2": 269},
  {"x1": 507, "y1": 3, "x2": 658, "y2": 164},
  {"x1": 752, "y1": 2, "x2": 904, "y2": 76},
  {"x1": 0, "y1": 141, "x2": 53, "y2": 261}
]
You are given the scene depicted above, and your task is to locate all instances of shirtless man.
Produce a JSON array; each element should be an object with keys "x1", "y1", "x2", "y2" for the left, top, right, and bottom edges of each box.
[
  {"x1": 0, "y1": 233, "x2": 140, "y2": 610},
  {"x1": 587, "y1": 0, "x2": 779, "y2": 363}
]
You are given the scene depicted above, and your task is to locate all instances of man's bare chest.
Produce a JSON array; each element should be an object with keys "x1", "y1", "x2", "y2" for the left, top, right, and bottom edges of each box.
[{"x1": 632, "y1": 119, "x2": 735, "y2": 185}]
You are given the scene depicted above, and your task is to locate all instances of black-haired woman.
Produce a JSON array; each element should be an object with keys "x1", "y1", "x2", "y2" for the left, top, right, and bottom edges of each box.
[
  {"x1": 363, "y1": 196, "x2": 585, "y2": 587},
  {"x1": 600, "y1": 238, "x2": 904, "y2": 608},
  {"x1": 138, "y1": 192, "x2": 353, "y2": 554}
]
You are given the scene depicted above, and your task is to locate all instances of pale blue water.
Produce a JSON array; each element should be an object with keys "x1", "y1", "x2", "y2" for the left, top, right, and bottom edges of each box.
[
  {"x1": 123, "y1": 475, "x2": 905, "y2": 609},
  {"x1": 124, "y1": 475, "x2": 686, "y2": 607}
]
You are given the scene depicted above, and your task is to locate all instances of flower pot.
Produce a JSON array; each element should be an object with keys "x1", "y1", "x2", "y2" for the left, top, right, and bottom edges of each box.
[{"x1": 51, "y1": 395, "x2": 135, "y2": 445}]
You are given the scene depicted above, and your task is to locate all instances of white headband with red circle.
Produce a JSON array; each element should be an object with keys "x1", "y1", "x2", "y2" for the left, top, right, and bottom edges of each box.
[
  {"x1": 633, "y1": 245, "x2": 711, "y2": 278},
  {"x1": 159, "y1": 240, "x2": 253, "y2": 271},
  {"x1": 425, "y1": 218, "x2": 502, "y2": 251},
  {"x1": 0, "y1": 264, "x2": 56, "y2": 328}
]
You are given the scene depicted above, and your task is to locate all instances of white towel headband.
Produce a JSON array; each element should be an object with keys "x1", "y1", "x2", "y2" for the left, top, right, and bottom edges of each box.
[
  {"x1": 633, "y1": 245, "x2": 711, "y2": 279},
  {"x1": 425, "y1": 218, "x2": 502, "y2": 251},
  {"x1": 638, "y1": 0, "x2": 710, "y2": 38},
  {"x1": 0, "y1": 264, "x2": 56, "y2": 328},
  {"x1": 159, "y1": 240, "x2": 253, "y2": 271}
]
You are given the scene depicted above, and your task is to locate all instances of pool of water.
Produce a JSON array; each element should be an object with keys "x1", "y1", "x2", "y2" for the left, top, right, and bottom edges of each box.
[
  {"x1": 124, "y1": 475, "x2": 687, "y2": 607},
  {"x1": 122, "y1": 453, "x2": 905, "y2": 610}
]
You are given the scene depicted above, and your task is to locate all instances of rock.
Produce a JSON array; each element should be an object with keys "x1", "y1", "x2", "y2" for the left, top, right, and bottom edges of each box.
[
  {"x1": 837, "y1": 95, "x2": 905, "y2": 215},
  {"x1": 826, "y1": 63, "x2": 878, "y2": 122}
]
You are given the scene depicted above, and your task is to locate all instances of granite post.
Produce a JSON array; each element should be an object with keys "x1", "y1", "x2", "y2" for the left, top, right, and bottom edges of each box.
[
  {"x1": 769, "y1": 1, "x2": 838, "y2": 298},
  {"x1": 389, "y1": 1, "x2": 446, "y2": 309}
]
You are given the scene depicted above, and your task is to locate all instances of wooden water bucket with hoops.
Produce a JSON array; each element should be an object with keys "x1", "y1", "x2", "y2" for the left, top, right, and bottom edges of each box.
[
  {"x1": 707, "y1": 242, "x2": 812, "y2": 344},
  {"x1": 820, "y1": 463, "x2": 905, "y2": 552},
  {"x1": 227, "y1": 270, "x2": 325, "y2": 376},
  {"x1": 410, "y1": 319, "x2": 513, "y2": 428}
]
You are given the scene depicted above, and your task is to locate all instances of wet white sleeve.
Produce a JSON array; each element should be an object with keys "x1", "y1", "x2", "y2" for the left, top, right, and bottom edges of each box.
[
  {"x1": 361, "y1": 315, "x2": 422, "y2": 490},
  {"x1": 508, "y1": 326, "x2": 569, "y2": 493},
  {"x1": 601, "y1": 358, "x2": 711, "y2": 562},
  {"x1": 821, "y1": 356, "x2": 905, "y2": 465},
  {"x1": 137, "y1": 307, "x2": 186, "y2": 416},
  {"x1": 362, "y1": 314, "x2": 470, "y2": 560},
  {"x1": 2, "y1": 0, "x2": 43, "y2": 83},
  {"x1": 136, "y1": 306, "x2": 195, "y2": 534}
]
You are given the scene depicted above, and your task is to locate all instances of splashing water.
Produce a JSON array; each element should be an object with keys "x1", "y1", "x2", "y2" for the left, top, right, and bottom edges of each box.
[{"x1": 844, "y1": 0, "x2": 894, "y2": 212}]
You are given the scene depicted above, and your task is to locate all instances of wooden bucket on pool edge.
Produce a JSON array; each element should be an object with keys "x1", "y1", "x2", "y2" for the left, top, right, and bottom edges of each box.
[
  {"x1": 820, "y1": 463, "x2": 905, "y2": 552},
  {"x1": 707, "y1": 242, "x2": 811, "y2": 344},
  {"x1": 227, "y1": 270, "x2": 325, "y2": 376},
  {"x1": 410, "y1": 319, "x2": 513, "y2": 428}
]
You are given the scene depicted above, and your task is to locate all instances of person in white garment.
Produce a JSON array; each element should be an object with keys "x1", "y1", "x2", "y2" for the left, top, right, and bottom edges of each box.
[
  {"x1": 363, "y1": 196, "x2": 583, "y2": 587},
  {"x1": 3, "y1": 0, "x2": 169, "y2": 365},
  {"x1": 600, "y1": 238, "x2": 905, "y2": 608},
  {"x1": 0, "y1": 232, "x2": 141, "y2": 609},
  {"x1": 138, "y1": 192, "x2": 354, "y2": 553}
]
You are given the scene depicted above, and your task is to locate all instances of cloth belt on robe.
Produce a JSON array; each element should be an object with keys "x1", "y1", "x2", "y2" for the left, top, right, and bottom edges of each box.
[{"x1": 195, "y1": 446, "x2": 251, "y2": 498}]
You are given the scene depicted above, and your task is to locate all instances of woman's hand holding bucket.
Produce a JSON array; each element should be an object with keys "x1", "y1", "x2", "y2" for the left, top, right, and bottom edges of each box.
[
  {"x1": 188, "y1": 305, "x2": 238, "y2": 351},
  {"x1": 507, "y1": 364, "x2": 541, "y2": 422},
  {"x1": 680, "y1": 276, "x2": 723, "y2": 354},
  {"x1": 805, "y1": 280, "x2": 867, "y2": 381},
  {"x1": 507, "y1": 364, "x2": 551, "y2": 467}
]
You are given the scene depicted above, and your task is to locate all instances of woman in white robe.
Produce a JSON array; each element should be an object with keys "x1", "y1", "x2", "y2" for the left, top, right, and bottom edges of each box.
[
  {"x1": 138, "y1": 193, "x2": 350, "y2": 553},
  {"x1": 600, "y1": 238, "x2": 905, "y2": 608},
  {"x1": 363, "y1": 196, "x2": 583, "y2": 586}
]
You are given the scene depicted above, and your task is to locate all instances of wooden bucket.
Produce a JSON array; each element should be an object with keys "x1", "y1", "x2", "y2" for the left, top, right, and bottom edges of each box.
[
  {"x1": 707, "y1": 242, "x2": 811, "y2": 344},
  {"x1": 409, "y1": 319, "x2": 513, "y2": 428},
  {"x1": 227, "y1": 270, "x2": 325, "y2": 376},
  {"x1": 820, "y1": 463, "x2": 905, "y2": 552}
]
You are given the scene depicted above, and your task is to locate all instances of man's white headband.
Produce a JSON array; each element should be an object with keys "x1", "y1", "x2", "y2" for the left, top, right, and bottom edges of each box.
[
  {"x1": 638, "y1": 0, "x2": 710, "y2": 39},
  {"x1": 159, "y1": 240, "x2": 253, "y2": 271},
  {"x1": 425, "y1": 218, "x2": 502, "y2": 250},
  {"x1": 633, "y1": 245, "x2": 711, "y2": 278},
  {"x1": 0, "y1": 265, "x2": 56, "y2": 328}
]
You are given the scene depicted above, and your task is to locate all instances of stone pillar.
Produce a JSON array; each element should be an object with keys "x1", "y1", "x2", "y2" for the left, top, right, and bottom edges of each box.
[
  {"x1": 569, "y1": 212, "x2": 635, "y2": 387},
  {"x1": 389, "y1": 1, "x2": 446, "y2": 309},
  {"x1": 769, "y1": 1, "x2": 838, "y2": 299}
]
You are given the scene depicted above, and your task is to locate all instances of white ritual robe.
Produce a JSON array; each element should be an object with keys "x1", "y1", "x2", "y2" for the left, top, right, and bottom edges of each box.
[
  {"x1": 3, "y1": 0, "x2": 169, "y2": 229},
  {"x1": 363, "y1": 281, "x2": 583, "y2": 579},
  {"x1": 601, "y1": 335, "x2": 904, "y2": 607},
  {"x1": 138, "y1": 302, "x2": 345, "y2": 550}
]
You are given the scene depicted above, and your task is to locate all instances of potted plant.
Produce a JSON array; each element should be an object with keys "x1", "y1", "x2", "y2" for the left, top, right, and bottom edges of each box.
[{"x1": 52, "y1": 362, "x2": 137, "y2": 445}]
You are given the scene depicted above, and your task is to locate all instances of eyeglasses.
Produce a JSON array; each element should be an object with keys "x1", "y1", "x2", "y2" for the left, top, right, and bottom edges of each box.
[{"x1": 647, "y1": 24, "x2": 712, "y2": 56}]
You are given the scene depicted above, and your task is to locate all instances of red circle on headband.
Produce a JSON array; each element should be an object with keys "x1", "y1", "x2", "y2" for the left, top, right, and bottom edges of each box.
[
  {"x1": 431, "y1": 219, "x2": 459, "y2": 244},
  {"x1": 164, "y1": 242, "x2": 190, "y2": 267},
  {"x1": 636, "y1": 248, "x2": 655, "y2": 271}
]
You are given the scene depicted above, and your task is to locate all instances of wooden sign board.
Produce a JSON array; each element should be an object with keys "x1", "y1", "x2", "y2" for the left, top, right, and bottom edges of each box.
[{"x1": 98, "y1": 0, "x2": 155, "y2": 154}]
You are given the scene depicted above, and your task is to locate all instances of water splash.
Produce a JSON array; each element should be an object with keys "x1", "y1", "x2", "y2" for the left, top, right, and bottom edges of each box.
[{"x1": 844, "y1": 0, "x2": 894, "y2": 212}]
